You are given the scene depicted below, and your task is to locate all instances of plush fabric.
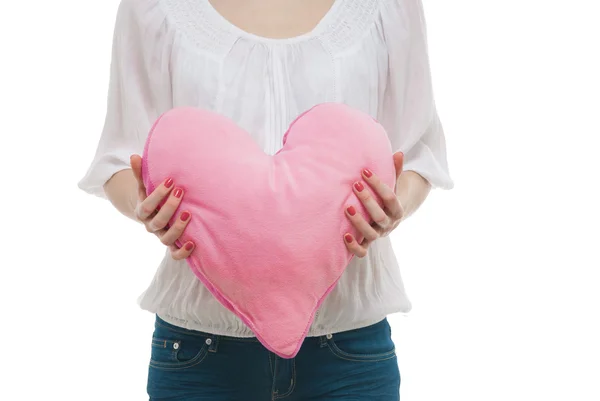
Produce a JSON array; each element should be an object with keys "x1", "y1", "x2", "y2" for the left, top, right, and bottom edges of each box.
[{"x1": 141, "y1": 103, "x2": 396, "y2": 358}]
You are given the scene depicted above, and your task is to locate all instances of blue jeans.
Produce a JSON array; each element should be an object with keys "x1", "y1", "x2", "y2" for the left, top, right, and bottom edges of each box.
[{"x1": 147, "y1": 315, "x2": 401, "y2": 400}]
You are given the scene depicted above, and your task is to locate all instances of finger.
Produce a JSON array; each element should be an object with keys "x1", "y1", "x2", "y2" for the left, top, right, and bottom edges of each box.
[
  {"x1": 149, "y1": 226, "x2": 169, "y2": 237},
  {"x1": 142, "y1": 209, "x2": 164, "y2": 233},
  {"x1": 147, "y1": 187, "x2": 184, "y2": 232},
  {"x1": 345, "y1": 205, "x2": 379, "y2": 242},
  {"x1": 343, "y1": 233, "x2": 368, "y2": 258},
  {"x1": 393, "y1": 151, "x2": 404, "y2": 180},
  {"x1": 361, "y1": 169, "x2": 404, "y2": 221},
  {"x1": 352, "y1": 181, "x2": 390, "y2": 228},
  {"x1": 170, "y1": 241, "x2": 195, "y2": 260},
  {"x1": 135, "y1": 177, "x2": 175, "y2": 221},
  {"x1": 360, "y1": 237, "x2": 373, "y2": 247},
  {"x1": 159, "y1": 210, "x2": 192, "y2": 246}
]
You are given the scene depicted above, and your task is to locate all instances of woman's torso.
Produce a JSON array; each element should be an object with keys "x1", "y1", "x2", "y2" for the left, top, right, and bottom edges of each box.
[{"x1": 134, "y1": 0, "x2": 414, "y2": 336}]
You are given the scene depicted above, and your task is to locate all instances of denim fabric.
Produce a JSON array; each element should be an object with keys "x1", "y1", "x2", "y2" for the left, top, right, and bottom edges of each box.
[{"x1": 147, "y1": 315, "x2": 400, "y2": 400}]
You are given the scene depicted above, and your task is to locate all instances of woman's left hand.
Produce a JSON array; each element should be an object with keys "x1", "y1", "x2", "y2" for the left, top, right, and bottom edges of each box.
[{"x1": 344, "y1": 152, "x2": 405, "y2": 258}]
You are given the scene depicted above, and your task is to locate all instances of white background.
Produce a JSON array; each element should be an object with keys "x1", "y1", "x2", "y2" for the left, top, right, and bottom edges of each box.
[{"x1": 1, "y1": 0, "x2": 599, "y2": 400}]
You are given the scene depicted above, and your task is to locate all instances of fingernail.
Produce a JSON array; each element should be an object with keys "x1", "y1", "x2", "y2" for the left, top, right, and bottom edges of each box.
[
  {"x1": 354, "y1": 182, "x2": 364, "y2": 192},
  {"x1": 185, "y1": 242, "x2": 194, "y2": 251},
  {"x1": 165, "y1": 178, "x2": 174, "y2": 188},
  {"x1": 363, "y1": 169, "x2": 372, "y2": 178},
  {"x1": 174, "y1": 188, "x2": 183, "y2": 198},
  {"x1": 345, "y1": 234, "x2": 353, "y2": 243},
  {"x1": 180, "y1": 211, "x2": 190, "y2": 222},
  {"x1": 347, "y1": 206, "x2": 356, "y2": 216}
]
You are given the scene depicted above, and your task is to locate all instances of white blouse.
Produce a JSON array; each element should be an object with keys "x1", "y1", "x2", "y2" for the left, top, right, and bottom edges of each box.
[{"x1": 78, "y1": 0, "x2": 453, "y2": 337}]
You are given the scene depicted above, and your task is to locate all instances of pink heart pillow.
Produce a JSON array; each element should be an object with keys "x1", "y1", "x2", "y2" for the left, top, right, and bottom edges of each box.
[{"x1": 141, "y1": 103, "x2": 396, "y2": 358}]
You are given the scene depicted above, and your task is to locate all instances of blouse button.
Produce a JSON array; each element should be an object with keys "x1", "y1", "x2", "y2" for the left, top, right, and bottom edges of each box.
[{"x1": 205, "y1": 338, "x2": 212, "y2": 345}]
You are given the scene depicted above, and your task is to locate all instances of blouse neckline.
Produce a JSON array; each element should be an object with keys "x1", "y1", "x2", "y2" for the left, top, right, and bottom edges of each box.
[
  {"x1": 161, "y1": 0, "x2": 382, "y2": 55},
  {"x1": 203, "y1": 0, "x2": 344, "y2": 45}
]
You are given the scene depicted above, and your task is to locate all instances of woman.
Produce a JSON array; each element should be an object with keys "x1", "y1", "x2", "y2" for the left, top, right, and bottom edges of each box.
[{"x1": 78, "y1": 0, "x2": 453, "y2": 399}]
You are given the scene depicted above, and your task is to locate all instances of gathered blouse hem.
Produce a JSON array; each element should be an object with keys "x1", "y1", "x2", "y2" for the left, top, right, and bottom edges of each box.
[{"x1": 151, "y1": 308, "x2": 408, "y2": 338}]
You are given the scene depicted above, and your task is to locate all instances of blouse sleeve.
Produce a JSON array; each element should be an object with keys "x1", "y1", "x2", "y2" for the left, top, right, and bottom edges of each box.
[
  {"x1": 380, "y1": 0, "x2": 454, "y2": 190},
  {"x1": 77, "y1": 0, "x2": 173, "y2": 199}
]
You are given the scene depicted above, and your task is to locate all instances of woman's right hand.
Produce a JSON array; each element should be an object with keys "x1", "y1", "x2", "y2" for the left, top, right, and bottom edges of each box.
[{"x1": 130, "y1": 155, "x2": 195, "y2": 260}]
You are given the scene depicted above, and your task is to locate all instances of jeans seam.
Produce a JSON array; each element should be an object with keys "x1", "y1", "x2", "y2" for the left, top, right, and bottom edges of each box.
[
  {"x1": 326, "y1": 341, "x2": 397, "y2": 362},
  {"x1": 149, "y1": 348, "x2": 208, "y2": 371},
  {"x1": 273, "y1": 358, "x2": 296, "y2": 399},
  {"x1": 221, "y1": 337, "x2": 260, "y2": 343},
  {"x1": 151, "y1": 339, "x2": 167, "y2": 348},
  {"x1": 271, "y1": 357, "x2": 278, "y2": 400}
]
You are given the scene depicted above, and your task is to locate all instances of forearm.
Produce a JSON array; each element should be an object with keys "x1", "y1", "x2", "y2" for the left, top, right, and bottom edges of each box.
[
  {"x1": 395, "y1": 170, "x2": 431, "y2": 221},
  {"x1": 104, "y1": 169, "x2": 140, "y2": 222}
]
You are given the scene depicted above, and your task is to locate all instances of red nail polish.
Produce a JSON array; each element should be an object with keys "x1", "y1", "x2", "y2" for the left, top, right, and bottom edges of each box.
[
  {"x1": 347, "y1": 206, "x2": 356, "y2": 216},
  {"x1": 180, "y1": 211, "x2": 190, "y2": 221},
  {"x1": 354, "y1": 182, "x2": 364, "y2": 192},
  {"x1": 363, "y1": 169, "x2": 373, "y2": 178},
  {"x1": 345, "y1": 234, "x2": 353, "y2": 243},
  {"x1": 165, "y1": 178, "x2": 174, "y2": 188},
  {"x1": 185, "y1": 242, "x2": 194, "y2": 251},
  {"x1": 174, "y1": 188, "x2": 183, "y2": 198}
]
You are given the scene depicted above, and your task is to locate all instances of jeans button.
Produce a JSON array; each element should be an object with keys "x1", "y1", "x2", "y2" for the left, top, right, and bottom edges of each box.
[
  {"x1": 205, "y1": 338, "x2": 212, "y2": 345},
  {"x1": 326, "y1": 334, "x2": 333, "y2": 340},
  {"x1": 173, "y1": 342, "x2": 180, "y2": 350}
]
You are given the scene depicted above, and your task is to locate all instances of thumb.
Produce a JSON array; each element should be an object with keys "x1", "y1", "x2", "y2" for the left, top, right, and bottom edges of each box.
[
  {"x1": 130, "y1": 154, "x2": 143, "y2": 183},
  {"x1": 393, "y1": 151, "x2": 404, "y2": 180},
  {"x1": 130, "y1": 154, "x2": 148, "y2": 201}
]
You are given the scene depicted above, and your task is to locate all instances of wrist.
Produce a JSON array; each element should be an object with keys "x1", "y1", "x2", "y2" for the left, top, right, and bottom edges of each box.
[{"x1": 394, "y1": 171, "x2": 431, "y2": 220}]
